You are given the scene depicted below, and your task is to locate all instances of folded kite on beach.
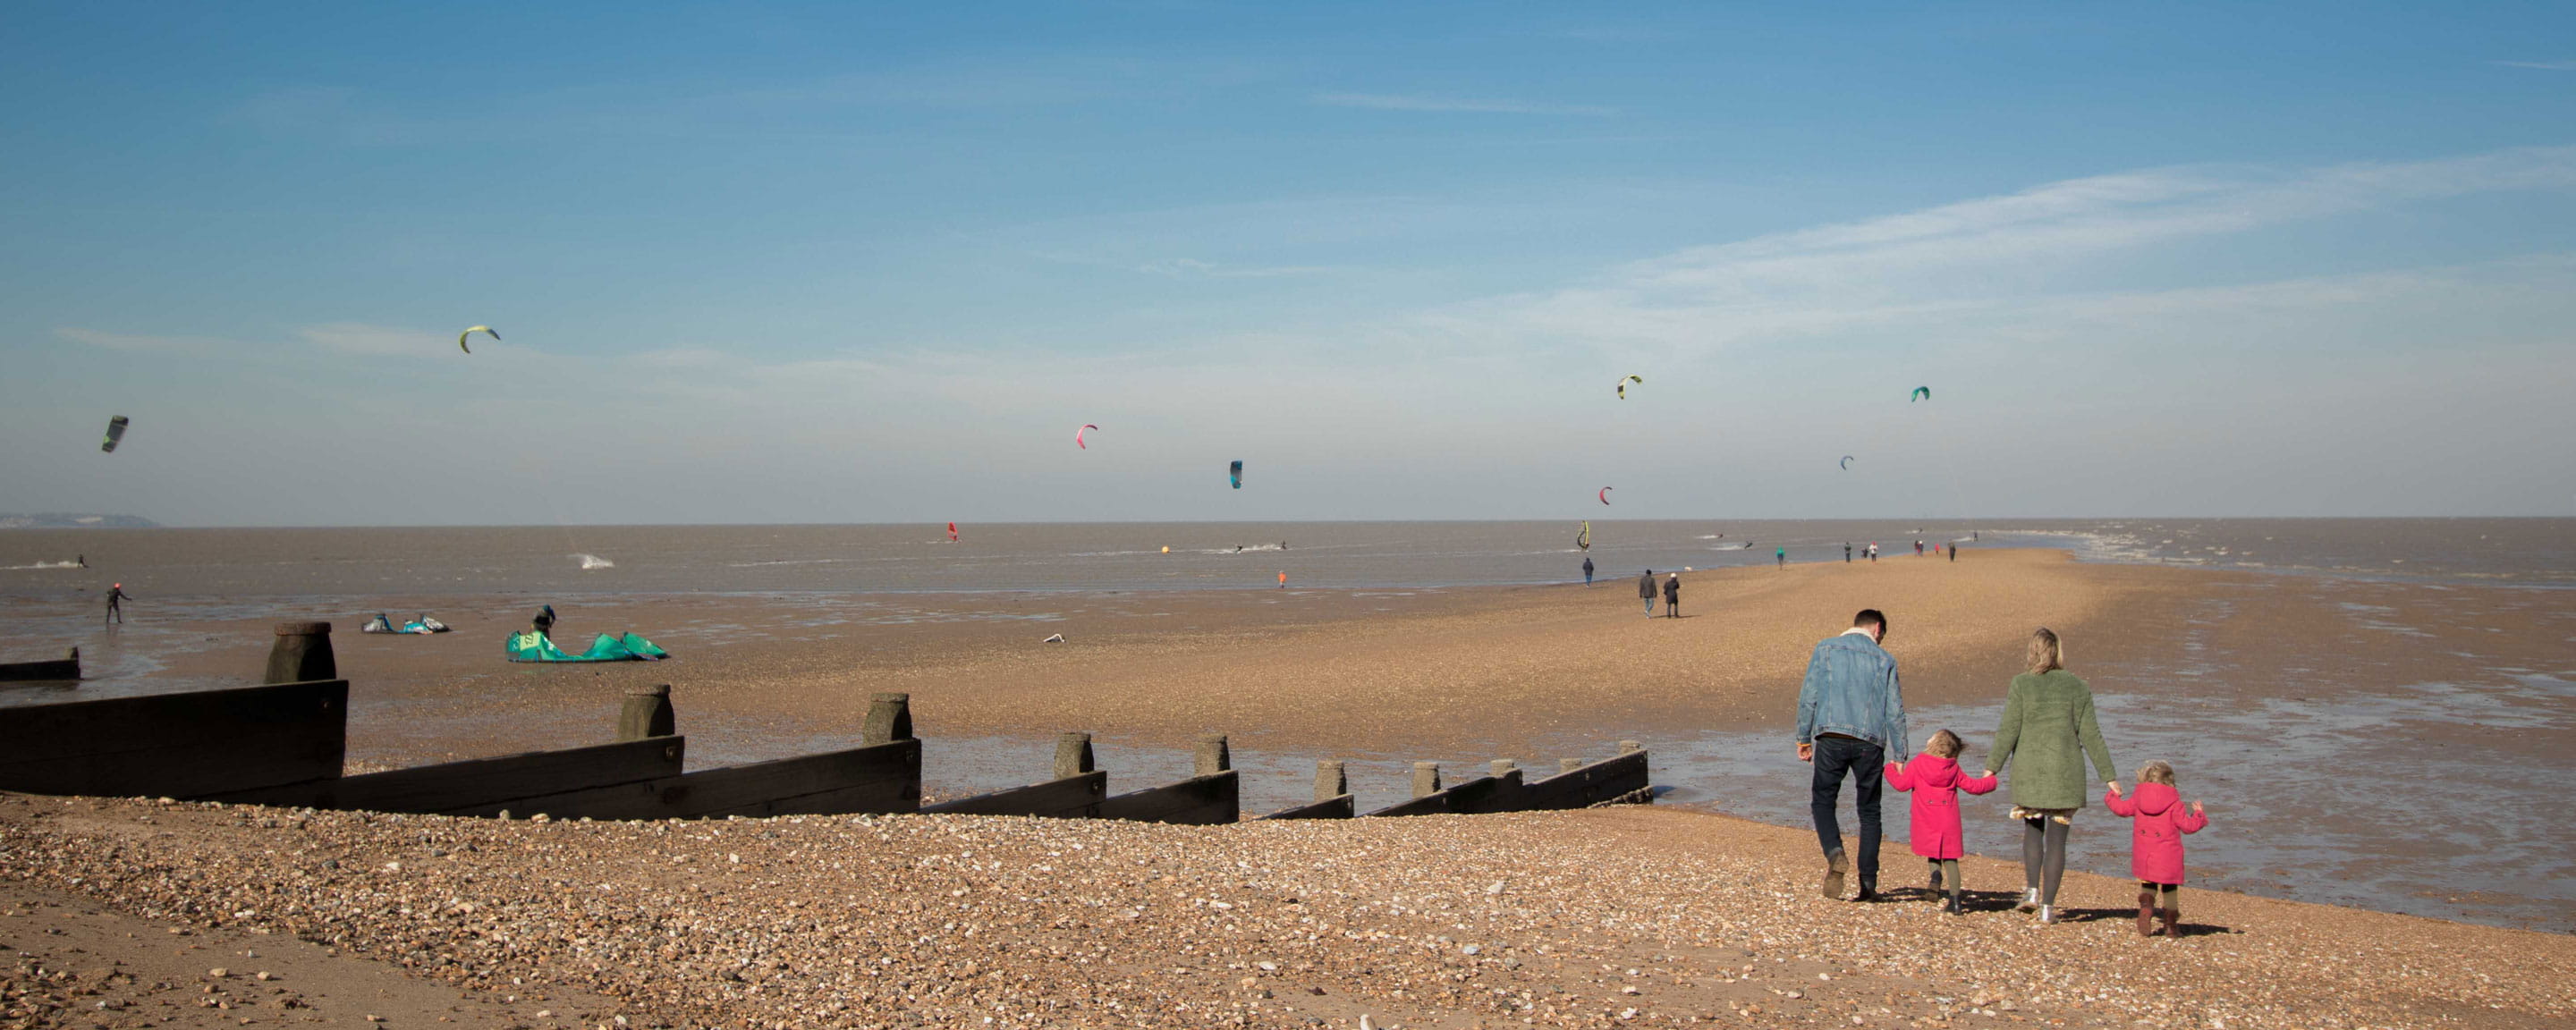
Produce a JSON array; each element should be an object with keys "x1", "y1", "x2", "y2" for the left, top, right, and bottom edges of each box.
[{"x1": 505, "y1": 630, "x2": 670, "y2": 663}]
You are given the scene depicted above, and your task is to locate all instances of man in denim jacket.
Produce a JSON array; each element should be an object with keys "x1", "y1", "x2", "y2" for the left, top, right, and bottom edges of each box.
[{"x1": 1795, "y1": 609, "x2": 1908, "y2": 901}]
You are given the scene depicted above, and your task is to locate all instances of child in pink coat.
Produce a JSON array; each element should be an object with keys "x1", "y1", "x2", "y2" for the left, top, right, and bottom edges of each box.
[
  {"x1": 1884, "y1": 729, "x2": 1998, "y2": 916},
  {"x1": 2105, "y1": 760, "x2": 2208, "y2": 937}
]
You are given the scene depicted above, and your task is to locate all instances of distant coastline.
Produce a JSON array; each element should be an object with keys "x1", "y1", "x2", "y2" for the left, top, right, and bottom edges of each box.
[{"x1": 0, "y1": 513, "x2": 159, "y2": 529}]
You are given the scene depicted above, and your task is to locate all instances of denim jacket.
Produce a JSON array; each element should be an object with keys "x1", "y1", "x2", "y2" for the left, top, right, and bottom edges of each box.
[{"x1": 1795, "y1": 631, "x2": 1907, "y2": 755}]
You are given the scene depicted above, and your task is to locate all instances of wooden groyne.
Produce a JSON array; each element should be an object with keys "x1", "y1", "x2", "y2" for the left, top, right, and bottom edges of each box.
[
  {"x1": 0, "y1": 621, "x2": 1650, "y2": 824},
  {"x1": 0, "y1": 647, "x2": 79, "y2": 682}
]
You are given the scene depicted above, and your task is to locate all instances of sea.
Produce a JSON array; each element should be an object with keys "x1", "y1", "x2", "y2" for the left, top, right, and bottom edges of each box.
[{"x1": 4, "y1": 517, "x2": 2572, "y2": 596}]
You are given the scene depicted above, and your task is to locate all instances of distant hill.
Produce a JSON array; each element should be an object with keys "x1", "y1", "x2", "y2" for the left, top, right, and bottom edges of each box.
[{"x1": 0, "y1": 513, "x2": 162, "y2": 529}]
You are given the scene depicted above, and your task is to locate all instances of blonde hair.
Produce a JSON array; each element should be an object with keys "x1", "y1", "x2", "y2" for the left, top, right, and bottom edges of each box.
[
  {"x1": 1926, "y1": 729, "x2": 1963, "y2": 759},
  {"x1": 2026, "y1": 628, "x2": 2063, "y2": 676},
  {"x1": 2137, "y1": 760, "x2": 2175, "y2": 786}
]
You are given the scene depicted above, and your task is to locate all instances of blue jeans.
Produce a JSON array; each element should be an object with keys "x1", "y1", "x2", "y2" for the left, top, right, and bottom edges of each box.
[
  {"x1": 1810, "y1": 735, "x2": 1885, "y2": 884},
  {"x1": 1643, "y1": 597, "x2": 1656, "y2": 614}
]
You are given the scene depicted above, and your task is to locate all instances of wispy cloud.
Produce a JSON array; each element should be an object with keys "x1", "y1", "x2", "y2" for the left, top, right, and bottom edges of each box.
[
  {"x1": 2493, "y1": 60, "x2": 2576, "y2": 71},
  {"x1": 1409, "y1": 146, "x2": 2576, "y2": 353},
  {"x1": 56, "y1": 327, "x2": 225, "y2": 355},
  {"x1": 1313, "y1": 92, "x2": 1614, "y2": 116}
]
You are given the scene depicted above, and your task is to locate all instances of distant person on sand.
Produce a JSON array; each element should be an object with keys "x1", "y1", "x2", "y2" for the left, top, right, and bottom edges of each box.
[
  {"x1": 1795, "y1": 609, "x2": 1907, "y2": 902},
  {"x1": 1277, "y1": 570, "x2": 1287, "y2": 589},
  {"x1": 532, "y1": 604, "x2": 557, "y2": 639},
  {"x1": 1638, "y1": 570, "x2": 1657, "y2": 616},
  {"x1": 2106, "y1": 760, "x2": 2207, "y2": 937},
  {"x1": 1868, "y1": 543, "x2": 1878, "y2": 562},
  {"x1": 1844, "y1": 543, "x2": 1852, "y2": 563},
  {"x1": 1662, "y1": 572, "x2": 1680, "y2": 618},
  {"x1": 1983, "y1": 628, "x2": 2121, "y2": 925},
  {"x1": 1776, "y1": 546, "x2": 1787, "y2": 569},
  {"x1": 1885, "y1": 730, "x2": 1997, "y2": 916},
  {"x1": 104, "y1": 583, "x2": 128, "y2": 625},
  {"x1": 1582, "y1": 556, "x2": 1595, "y2": 586},
  {"x1": 1915, "y1": 538, "x2": 1925, "y2": 556},
  {"x1": 1950, "y1": 542, "x2": 1959, "y2": 562}
]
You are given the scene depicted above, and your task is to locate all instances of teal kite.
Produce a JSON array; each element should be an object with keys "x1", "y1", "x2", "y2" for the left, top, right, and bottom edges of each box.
[{"x1": 1911, "y1": 386, "x2": 1930, "y2": 402}]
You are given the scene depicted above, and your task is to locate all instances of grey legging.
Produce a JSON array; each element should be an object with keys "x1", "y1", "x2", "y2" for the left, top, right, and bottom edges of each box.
[{"x1": 2021, "y1": 816, "x2": 2070, "y2": 904}]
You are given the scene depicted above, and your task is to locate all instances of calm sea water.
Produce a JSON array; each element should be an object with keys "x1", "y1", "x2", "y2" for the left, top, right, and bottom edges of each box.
[{"x1": 4, "y1": 518, "x2": 2570, "y2": 597}]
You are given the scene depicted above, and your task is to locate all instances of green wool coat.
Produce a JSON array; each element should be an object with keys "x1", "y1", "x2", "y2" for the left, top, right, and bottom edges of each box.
[{"x1": 1988, "y1": 670, "x2": 2119, "y2": 810}]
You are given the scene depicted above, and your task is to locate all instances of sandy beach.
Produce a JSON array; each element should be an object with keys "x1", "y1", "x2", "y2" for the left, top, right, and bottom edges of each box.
[{"x1": 6, "y1": 548, "x2": 2574, "y2": 1028}]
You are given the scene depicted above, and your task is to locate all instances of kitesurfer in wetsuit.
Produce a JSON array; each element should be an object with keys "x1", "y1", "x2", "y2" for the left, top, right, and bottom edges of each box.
[
  {"x1": 532, "y1": 604, "x2": 556, "y2": 639},
  {"x1": 105, "y1": 583, "x2": 127, "y2": 625}
]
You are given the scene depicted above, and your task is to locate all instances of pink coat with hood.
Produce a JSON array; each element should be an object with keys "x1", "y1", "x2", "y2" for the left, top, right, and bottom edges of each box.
[
  {"x1": 1883, "y1": 754, "x2": 1997, "y2": 860},
  {"x1": 2105, "y1": 781, "x2": 2208, "y2": 884}
]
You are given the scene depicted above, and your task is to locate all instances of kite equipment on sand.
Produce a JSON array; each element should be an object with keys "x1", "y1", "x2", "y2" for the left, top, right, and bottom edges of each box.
[
  {"x1": 1598, "y1": 487, "x2": 1614, "y2": 505},
  {"x1": 1229, "y1": 460, "x2": 1244, "y2": 490},
  {"x1": 365, "y1": 613, "x2": 450, "y2": 635},
  {"x1": 1911, "y1": 386, "x2": 1931, "y2": 402},
  {"x1": 100, "y1": 416, "x2": 129, "y2": 453},
  {"x1": 1616, "y1": 375, "x2": 1643, "y2": 400},
  {"x1": 1577, "y1": 521, "x2": 1592, "y2": 551},
  {"x1": 506, "y1": 630, "x2": 669, "y2": 663},
  {"x1": 1076, "y1": 424, "x2": 1098, "y2": 449},
  {"x1": 459, "y1": 325, "x2": 498, "y2": 353},
  {"x1": 947, "y1": 522, "x2": 959, "y2": 543}
]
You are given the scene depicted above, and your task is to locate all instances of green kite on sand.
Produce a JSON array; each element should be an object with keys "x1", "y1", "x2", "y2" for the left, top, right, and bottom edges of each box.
[{"x1": 506, "y1": 630, "x2": 670, "y2": 663}]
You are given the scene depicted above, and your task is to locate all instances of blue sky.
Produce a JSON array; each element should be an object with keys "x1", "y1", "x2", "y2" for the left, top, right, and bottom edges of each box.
[{"x1": 6, "y1": 2, "x2": 2573, "y2": 525}]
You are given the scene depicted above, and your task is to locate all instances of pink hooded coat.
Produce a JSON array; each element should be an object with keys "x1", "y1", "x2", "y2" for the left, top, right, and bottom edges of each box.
[
  {"x1": 1884, "y1": 754, "x2": 1998, "y2": 860},
  {"x1": 2104, "y1": 781, "x2": 2208, "y2": 884}
]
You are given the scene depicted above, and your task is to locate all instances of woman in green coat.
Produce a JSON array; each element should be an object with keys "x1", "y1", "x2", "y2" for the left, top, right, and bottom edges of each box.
[{"x1": 1983, "y1": 628, "x2": 2123, "y2": 924}]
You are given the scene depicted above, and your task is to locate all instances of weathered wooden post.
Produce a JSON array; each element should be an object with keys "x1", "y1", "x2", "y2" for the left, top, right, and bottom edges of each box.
[
  {"x1": 616, "y1": 685, "x2": 675, "y2": 741},
  {"x1": 862, "y1": 692, "x2": 914, "y2": 745},
  {"x1": 1054, "y1": 732, "x2": 1096, "y2": 780},
  {"x1": 1621, "y1": 739, "x2": 1643, "y2": 755},
  {"x1": 263, "y1": 621, "x2": 335, "y2": 685},
  {"x1": 1490, "y1": 758, "x2": 1518, "y2": 778},
  {"x1": 1195, "y1": 735, "x2": 1231, "y2": 776},
  {"x1": 1314, "y1": 760, "x2": 1348, "y2": 803},
  {"x1": 1411, "y1": 761, "x2": 1441, "y2": 798},
  {"x1": 1560, "y1": 757, "x2": 1584, "y2": 774}
]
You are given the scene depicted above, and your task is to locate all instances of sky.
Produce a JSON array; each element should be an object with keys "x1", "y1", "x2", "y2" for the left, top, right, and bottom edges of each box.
[{"x1": 4, "y1": 1, "x2": 2573, "y2": 526}]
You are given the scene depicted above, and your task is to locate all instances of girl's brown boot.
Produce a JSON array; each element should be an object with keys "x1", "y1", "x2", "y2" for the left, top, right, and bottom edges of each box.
[{"x1": 2136, "y1": 890, "x2": 2157, "y2": 936}]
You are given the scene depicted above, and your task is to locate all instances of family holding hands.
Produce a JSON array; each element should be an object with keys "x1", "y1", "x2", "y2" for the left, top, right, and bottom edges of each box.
[{"x1": 1796, "y1": 612, "x2": 2208, "y2": 936}]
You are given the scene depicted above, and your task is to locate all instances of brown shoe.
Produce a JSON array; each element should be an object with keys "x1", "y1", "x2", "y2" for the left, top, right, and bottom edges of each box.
[
  {"x1": 1821, "y1": 849, "x2": 1848, "y2": 899},
  {"x1": 2137, "y1": 890, "x2": 2157, "y2": 937},
  {"x1": 2161, "y1": 908, "x2": 2182, "y2": 938}
]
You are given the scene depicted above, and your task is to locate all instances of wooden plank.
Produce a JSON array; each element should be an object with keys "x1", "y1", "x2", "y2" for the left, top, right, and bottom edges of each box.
[
  {"x1": 0, "y1": 680, "x2": 346, "y2": 798},
  {"x1": 213, "y1": 737, "x2": 687, "y2": 813},
  {"x1": 1365, "y1": 772, "x2": 1521, "y2": 817},
  {"x1": 1517, "y1": 750, "x2": 1650, "y2": 811},
  {"x1": 0, "y1": 650, "x2": 78, "y2": 682},
  {"x1": 668, "y1": 739, "x2": 921, "y2": 818},
  {"x1": 455, "y1": 739, "x2": 922, "y2": 821},
  {"x1": 1098, "y1": 771, "x2": 1238, "y2": 825},
  {"x1": 920, "y1": 772, "x2": 1106, "y2": 819},
  {"x1": 1256, "y1": 794, "x2": 1354, "y2": 821}
]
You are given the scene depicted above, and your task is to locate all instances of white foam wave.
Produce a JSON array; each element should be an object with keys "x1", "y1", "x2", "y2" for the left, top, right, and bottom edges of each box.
[
  {"x1": 572, "y1": 553, "x2": 616, "y2": 570},
  {"x1": 4, "y1": 561, "x2": 84, "y2": 570}
]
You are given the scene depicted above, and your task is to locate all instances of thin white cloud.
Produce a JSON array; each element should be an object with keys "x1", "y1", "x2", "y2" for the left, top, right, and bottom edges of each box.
[
  {"x1": 55, "y1": 327, "x2": 225, "y2": 354},
  {"x1": 1419, "y1": 146, "x2": 2576, "y2": 352},
  {"x1": 1313, "y1": 92, "x2": 1614, "y2": 116},
  {"x1": 2494, "y1": 60, "x2": 2576, "y2": 71}
]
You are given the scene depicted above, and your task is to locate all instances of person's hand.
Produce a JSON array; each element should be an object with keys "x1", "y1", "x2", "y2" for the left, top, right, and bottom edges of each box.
[
  {"x1": 2190, "y1": 800, "x2": 2204, "y2": 816},
  {"x1": 1979, "y1": 769, "x2": 1995, "y2": 779},
  {"x1": 1796, "y1": 741, "x2": 1814, "y2": 763},
  {"x1": 2106, "y1": 781, "x2": 2123, "y2": 794}
]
